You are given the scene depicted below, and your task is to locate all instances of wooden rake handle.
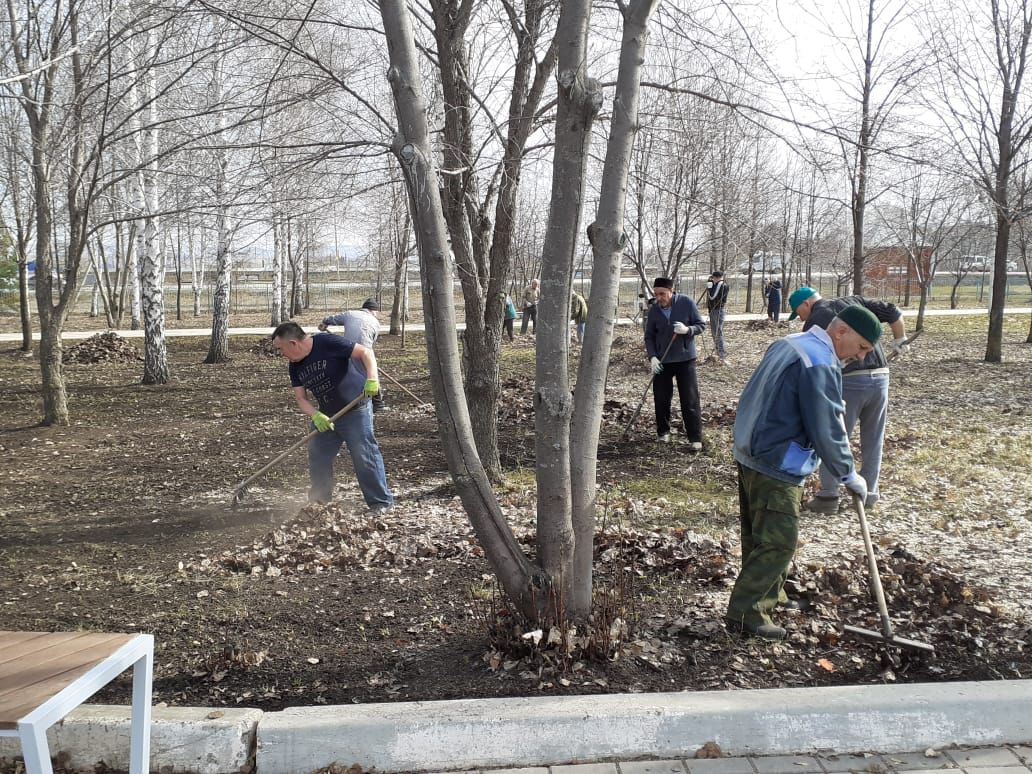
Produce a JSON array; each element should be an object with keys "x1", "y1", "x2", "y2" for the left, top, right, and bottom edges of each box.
[{"x1": 231, "y1": 394, "x2": 367, "y2": 503}]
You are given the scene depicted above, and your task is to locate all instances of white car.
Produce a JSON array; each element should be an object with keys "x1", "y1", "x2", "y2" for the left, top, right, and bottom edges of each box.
[{"x1": 738, "y1": 259, "x2": 782, "y2": 274}]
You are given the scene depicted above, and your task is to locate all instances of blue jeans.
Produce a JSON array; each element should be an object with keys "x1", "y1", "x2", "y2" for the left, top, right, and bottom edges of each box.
[
  {"x1": 308, "y1": 401, "x2": 394, "y2": 507},
  {"x1": 818, "y1": 372, "x2": 890, "y2": 503},
  {"x1": 709, "y1": 307, "x2": 726, "y2": 358}
]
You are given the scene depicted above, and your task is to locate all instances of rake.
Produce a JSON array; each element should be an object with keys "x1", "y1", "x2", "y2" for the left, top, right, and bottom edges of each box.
[
  {"x1": 230, "y1": 394, "x2": 367, "y2": 508},
  {"x1": 842, "y1": 493, "x2": 935, "y2": 654}
]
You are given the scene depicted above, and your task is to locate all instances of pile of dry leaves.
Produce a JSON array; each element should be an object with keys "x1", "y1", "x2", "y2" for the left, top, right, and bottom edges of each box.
[
  {"x1": 64, "y1": 332, "x2": 141, "y2": 364},
  {"x1": 186, "y1": 500, "x2": 483, "y2": 577}
]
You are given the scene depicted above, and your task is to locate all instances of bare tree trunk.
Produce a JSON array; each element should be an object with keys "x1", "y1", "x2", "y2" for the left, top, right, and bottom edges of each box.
[
  {"x1": 137, "y1": 29, "x2": 169, "y2": 385},
  {"x1": 571, "y1": 0, "x2": 658, "y2": 616},
  {"x1": 380, "y1": 0, "x2": 545, "y2": 619},
  {"x1": 917, "y1": 280, "x2": 930, "y2": 331},
  {"x1": 128, "y1": 233, "x2": 142, "y2": 330},
  {"x1": 18, "y1": 257, "x2": 31, "y2": 351},
  {"x1": 535, "y1": 0, "x2": 602, "y2": 611},
  {"x1": 390, "y1": 217, "x2": 406, "y2": 335},
  {"x1": 986, "y1": 210, "x2": 1010, "y2": 361},
  {"x1": 205, "y1": 192, "x2": 231, "y2": 363},
  {"x1": 851, "y1": 0, "x2": 875, "y2": 296},
  {"x1": 205, "y1": 55, "x2": 232, "y2": 365},
  {"x1": 271, "y1": 217, "x2": 283, "y2": 326}
]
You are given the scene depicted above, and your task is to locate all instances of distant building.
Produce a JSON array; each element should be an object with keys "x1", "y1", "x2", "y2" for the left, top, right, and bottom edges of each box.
[{"x1": 865, "y1": 246, "x2": 934, "y2": 296}]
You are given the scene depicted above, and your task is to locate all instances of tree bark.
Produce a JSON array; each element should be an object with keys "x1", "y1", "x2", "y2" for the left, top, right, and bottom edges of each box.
[
  {"x1": 534, "y1": 0, "x2": 602, "y2": 611},
  {"x1": 571, "y1": 0, "x2": 657, "y2": 616},
  {"x1": 851, "y1": 0, "x2": 876, "y2": 296},
  {"x1": 205, "y1": 56, "x2": 231, "y2": 365},
  {"x1": 138, "y1": 29, "x2": 169, "y2": 385},
  {"x1": 271, "y1": 217, "x2": 283, "y2": 326},
  {"x1": 379, "y1": 0, "x2": 546, "y2": 619},
  {"x1": 18, "y1": 257, "x2": 31, "y2": 352}
]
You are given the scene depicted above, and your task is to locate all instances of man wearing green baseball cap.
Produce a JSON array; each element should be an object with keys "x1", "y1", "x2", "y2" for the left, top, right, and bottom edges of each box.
[
  {"x1": 787, "y1": 286, "x2": 819, "y2": 321},
  {"x1": 728, "y1": 305, "x2": 880, "y2": 640},
  {"x1": 791, "y1": 289, "x2": 909, "y2": 513}
]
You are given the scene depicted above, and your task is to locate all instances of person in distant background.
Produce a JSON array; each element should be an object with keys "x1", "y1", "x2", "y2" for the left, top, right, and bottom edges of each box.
[
  {"x1": 705, "y1": 270, "x2": 730, "y2": 363},
  {"x1": 644, "y1": 276, "x2": 706, "y2": 449},
  {"x1": 320, "y1": 298, "x2": 386, "y2": 411},
  {"x1": 503, "y1": 293, "x2": 517, "y2": 342},
  {"x1": 319, "y1": 297, "x2": 380, "y2": 348},
  {"x1": 520, "y1": 278, "x2": 540, "y2": 335},
  {"x1": 570, "y1": 291, "x2": 588, "y2": 343},
  {"x1": 764, "y1": 279, "x2": 783, "y2": 323}
]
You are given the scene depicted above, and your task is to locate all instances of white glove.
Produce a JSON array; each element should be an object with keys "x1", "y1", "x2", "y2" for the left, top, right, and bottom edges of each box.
[
  {"x1": 843, "y1": 471, "x2": 868, "y2": 503},
  {"x1": 650, "y1": 356, "x2": 663, "y2": 375},
  {"x1": 891, "y1": 336, "x2": 910, "y2": 357},
  {"x1": 672, "y1": 321, "x2": 691, "y2": 335}
]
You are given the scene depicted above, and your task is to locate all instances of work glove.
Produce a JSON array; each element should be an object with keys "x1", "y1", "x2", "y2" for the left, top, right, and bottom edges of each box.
[
  {"x1": 672, "y1": 321, "x2": 691, "y2": 335},
  {"x1": 650, "y1": 356, "x2": 663, "y2": 375},
  {"x1": 312, "y1": 411, "x2": 335, "y2": 432},
  {"x1": 891, "y1": 336, "x2": 910, "y2": 358},
  {"x1": 318, "y1": 322, "x2": 328, "y2": 332},
  {"x1": 363, "y1": 378, "x2": 380, "y2": 398},
  {"x1": 843, "y1": 471, "x2": 868, "y2": 503}
]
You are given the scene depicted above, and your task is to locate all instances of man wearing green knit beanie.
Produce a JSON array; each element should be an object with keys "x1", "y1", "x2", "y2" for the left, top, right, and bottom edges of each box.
[{"x1": 728, "y1": 304, "x2": 877, "y2": 640}]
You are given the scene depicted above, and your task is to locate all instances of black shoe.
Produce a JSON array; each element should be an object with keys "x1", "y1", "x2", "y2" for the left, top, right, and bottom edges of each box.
[{"x1": 725, "y1": 618, "x2": 787, "y2": 641}]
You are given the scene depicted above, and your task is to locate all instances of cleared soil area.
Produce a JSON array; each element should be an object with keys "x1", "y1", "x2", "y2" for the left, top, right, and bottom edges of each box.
[{"x1": 1, "y1": 311, "x2": 1030, "y2": 711}]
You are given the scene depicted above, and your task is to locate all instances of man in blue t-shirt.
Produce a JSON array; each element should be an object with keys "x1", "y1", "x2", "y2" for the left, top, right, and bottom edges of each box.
[{"x1": 271, "y1": 321, "x2": 394, "y2": 509}]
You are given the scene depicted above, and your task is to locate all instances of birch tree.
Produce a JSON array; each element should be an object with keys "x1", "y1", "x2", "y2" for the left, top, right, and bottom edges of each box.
[{"x1": 132, "y1": 26, "x2": 169, "y2": 384}]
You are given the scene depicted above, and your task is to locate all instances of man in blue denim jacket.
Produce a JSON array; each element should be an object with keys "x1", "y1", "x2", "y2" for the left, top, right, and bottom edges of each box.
[{"x1": 726, "y1": 305, "x2": 881, "y2": 640}]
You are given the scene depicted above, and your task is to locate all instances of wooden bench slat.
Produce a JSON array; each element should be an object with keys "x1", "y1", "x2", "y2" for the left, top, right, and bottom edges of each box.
[
  {"x1": 0, "y1": 633, "x2": 133, "y2": 698},
  {"x1": 0, "y1": 632, "x2": 138, "y2": 729},
  {"x1": 0, "y1": 632, "x2": 54, "y2": 660},
  {"x1": 0, "y1": 661, "x2": 104, "y2": 729},
  {"x1": 0, "y1": 632, "x2": 135, "y2": 668},
  {"x1": 0, "y1": 632, "x2": 92, "y2": 666}
]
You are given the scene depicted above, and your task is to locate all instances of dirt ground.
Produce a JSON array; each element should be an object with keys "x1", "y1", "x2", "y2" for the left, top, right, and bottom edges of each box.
[{"x1": 1, "y1": 311, "x2": 1030, "y2": 712}]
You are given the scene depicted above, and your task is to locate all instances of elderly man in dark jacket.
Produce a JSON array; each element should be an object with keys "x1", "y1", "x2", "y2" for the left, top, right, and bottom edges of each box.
[
  {"x1": 644, "y1": 277, "x2": 707, "y2": 449},
  {"x1": 788, "y1": 288, "x2": 909, "y2": 512}
]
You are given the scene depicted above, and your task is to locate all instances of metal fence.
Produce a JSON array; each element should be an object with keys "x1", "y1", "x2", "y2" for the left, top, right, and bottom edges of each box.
[{"x1": 2, "y1": 272, "x2": 1029, "y2": 322}]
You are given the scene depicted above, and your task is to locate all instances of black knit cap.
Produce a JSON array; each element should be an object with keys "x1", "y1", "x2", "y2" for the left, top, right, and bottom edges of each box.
[
  {"x1": 361, "y1": 297, "x2": 379, "y2": 311},
  {"x1": 653, "y1": 277, "x2": 674, "y2": 290},
  {"x1": 837, "y1": 305, "x2": 882, "y2": 344}
]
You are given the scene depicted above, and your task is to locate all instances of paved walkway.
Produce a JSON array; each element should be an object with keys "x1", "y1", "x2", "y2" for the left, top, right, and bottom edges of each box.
[
  {"x1": 458, "y1": 746, "x2": 1032, "y2": 774},
  {"x1": 0, "y1": 307, "x2": 1028, "y2": 343}
]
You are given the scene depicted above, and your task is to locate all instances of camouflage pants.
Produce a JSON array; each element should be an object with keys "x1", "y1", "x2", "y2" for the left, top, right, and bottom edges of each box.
[{"x1": 726, "y1": 463, "x2": 801, "y2": 627}]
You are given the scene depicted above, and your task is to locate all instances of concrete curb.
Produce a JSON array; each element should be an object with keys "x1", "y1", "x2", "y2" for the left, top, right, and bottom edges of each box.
[
  {"x1": 2, "y1": 681, "x2": 1029, "y2": 773},
  {"x1": 258, "y1": 680, "x2": 1032, "y2": 774},
  {"x1": 0, "y1": 706, "x2": 260, "y2": 774}
]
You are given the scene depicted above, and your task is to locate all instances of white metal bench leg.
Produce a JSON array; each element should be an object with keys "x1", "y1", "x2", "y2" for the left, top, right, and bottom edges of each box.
[
  {"x1": 129, "y1": 644, "x2": 154, "y2": 774},
  {"x1": 17, "y1": 722, "x2": 54, "y2": 774}
]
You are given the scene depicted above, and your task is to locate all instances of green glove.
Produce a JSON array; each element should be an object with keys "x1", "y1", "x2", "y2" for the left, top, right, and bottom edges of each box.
[
  {"x1": 363, "y1": 378, "x2": 380, "y2": 398},
  {"x1": 312, "y1": 411, "x2": 335, "y2": 432}
]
